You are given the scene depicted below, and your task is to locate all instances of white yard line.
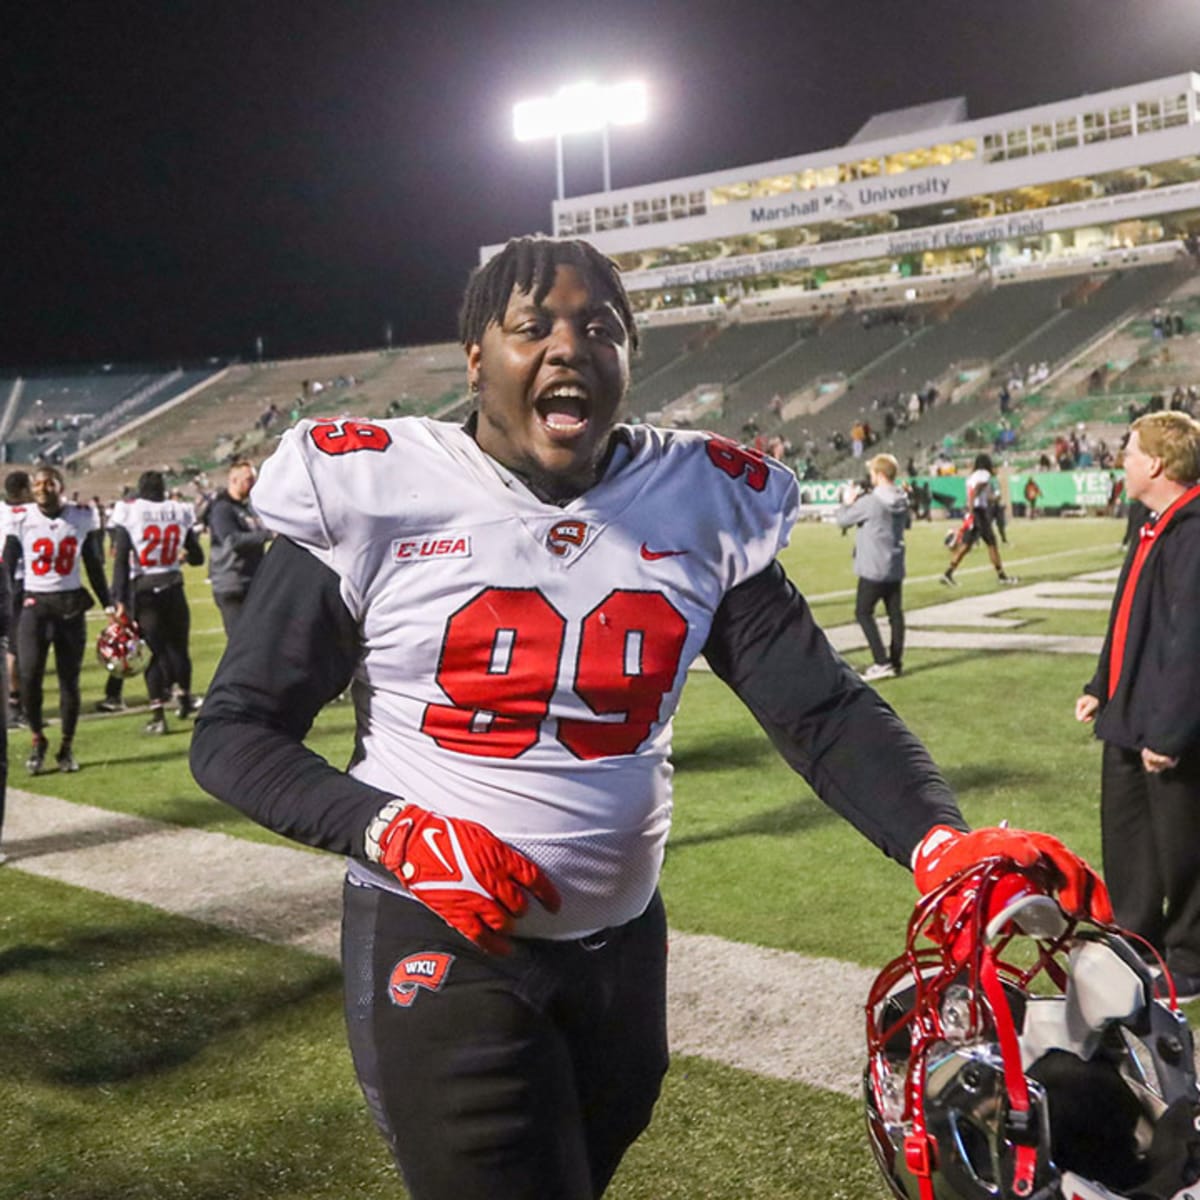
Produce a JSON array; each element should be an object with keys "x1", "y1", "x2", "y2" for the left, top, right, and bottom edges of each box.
[
  {"x1": 2, "y1": 567, "x2": 1126, "y2": 1099},
  {"x1": 3, "y1": 788, "x2": 873, "y2": 1098}
]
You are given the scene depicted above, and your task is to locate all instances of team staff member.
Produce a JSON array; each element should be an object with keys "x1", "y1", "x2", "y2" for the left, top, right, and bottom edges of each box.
[
  {"x1": 836, "y1": 452, "x2": 908, "y2": 681},
  {"x1": 110, "y1": 471, "x2": 205, "y2": 734},
  {"x1": 1076, "y1": 411, "x2": 1200, "y2": 1001},
  {"x1": 191, "y1": 237, "x2": 1107, "y2": 1200},
  {"x1": 206, "y1": 459, "x2": 272, "y2": 635},
  {"x1": 3, "y1": 466, "x2": 112, "y2": 774}
]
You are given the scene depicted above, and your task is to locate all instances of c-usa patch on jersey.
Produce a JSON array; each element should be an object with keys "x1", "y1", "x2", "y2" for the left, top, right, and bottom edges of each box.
[
  {"x1": 388, "y1": 952, "x2": 455, "y2": 1007},
  {"x1": 391, "y1": 533, "x2": 472, "y2": 564}
]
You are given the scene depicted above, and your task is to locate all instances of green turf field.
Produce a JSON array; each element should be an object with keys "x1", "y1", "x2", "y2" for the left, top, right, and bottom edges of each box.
[{"x1": 0, "y1": 515, "x2": 1168, "y2": 1199}]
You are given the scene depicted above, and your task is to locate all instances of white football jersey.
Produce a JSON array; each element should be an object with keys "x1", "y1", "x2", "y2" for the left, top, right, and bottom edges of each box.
[
  {"x1": 966, "y1": 468, "x2": 992, "y2": 510},
  {"x1": 0, "y1": 502, "x2": 32, "y2": 582},
  {"x1": 107, "y1": 497, "x2": 133, "y2": 531},
  {"x1": 11, "y1": 503, "x2": 97, "y2": 594},
  {"x1": 112, "y1": 497, "x2": 195, "y2": 578},
  {"x1": 254, "y1": 416, "x2": 799, "y2": 937}
]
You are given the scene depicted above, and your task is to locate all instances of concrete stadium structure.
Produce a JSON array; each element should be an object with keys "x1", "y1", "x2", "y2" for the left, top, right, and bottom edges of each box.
[{"x1": 483, "y1": 71, "x2": 1200, "y2": 322}]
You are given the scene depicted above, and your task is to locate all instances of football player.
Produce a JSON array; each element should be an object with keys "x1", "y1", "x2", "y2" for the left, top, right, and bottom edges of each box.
[
  {"x1": 109, "y1": 471, "x2": 205, "y2": 733},
  {"x1": 3, "y1": 465, "x2": 112, "y2": 773},
  {"x1": 190, "y1": 237, "x2": 1107, "y2": 1200},
  {"x1": 0, "y1": 471, "x2": 32, "y2": 725}
]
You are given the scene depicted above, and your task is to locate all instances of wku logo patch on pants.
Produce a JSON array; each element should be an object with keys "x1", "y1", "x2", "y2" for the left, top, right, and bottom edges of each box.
[{"x1": 388, "y1": 952, "x2": 455, "y2": 1007}]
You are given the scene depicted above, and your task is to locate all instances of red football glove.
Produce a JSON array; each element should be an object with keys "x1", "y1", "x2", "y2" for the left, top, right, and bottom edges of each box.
[
  {"x1": 371, "y1": 803, "x2": 561, "y2": 955},
  {"x1": 913, "y1": 824, "x2": 1112, "y2": 923}
]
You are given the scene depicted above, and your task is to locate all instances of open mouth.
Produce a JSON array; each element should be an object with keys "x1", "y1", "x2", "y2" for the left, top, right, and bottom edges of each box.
[{"x1": 535, "y1": 384, "x2": 591, "y2": 436}]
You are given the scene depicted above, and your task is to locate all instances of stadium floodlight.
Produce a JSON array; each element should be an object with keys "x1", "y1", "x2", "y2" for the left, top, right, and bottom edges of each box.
[{"x1": 513, "y1": 79, "x2": 648, "y2": 199}]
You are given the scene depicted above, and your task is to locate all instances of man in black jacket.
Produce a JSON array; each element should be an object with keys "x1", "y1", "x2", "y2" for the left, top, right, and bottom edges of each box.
[
  {"x1": 206, "y1": 459, "x2": 272, "y2": 635},
  {"x1": 1076, "y1": 410, "x2": 1200, "y2": 999}
]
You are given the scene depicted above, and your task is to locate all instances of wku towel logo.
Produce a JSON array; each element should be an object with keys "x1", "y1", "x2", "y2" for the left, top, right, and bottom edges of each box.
[{"x1": 388, "y1": 952, "x2": 455, "y2": 1007}]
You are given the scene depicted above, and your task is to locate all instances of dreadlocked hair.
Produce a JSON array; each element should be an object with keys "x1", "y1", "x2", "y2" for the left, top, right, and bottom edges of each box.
[{"x1": 458, "y1": 236, "x2": 639, "y2": 354}]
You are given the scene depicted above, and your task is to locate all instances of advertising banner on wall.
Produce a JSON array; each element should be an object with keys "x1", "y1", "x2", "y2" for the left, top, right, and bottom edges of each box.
[{"x1": 797, "y1": 470, "x2": 1120, "y2": 513}]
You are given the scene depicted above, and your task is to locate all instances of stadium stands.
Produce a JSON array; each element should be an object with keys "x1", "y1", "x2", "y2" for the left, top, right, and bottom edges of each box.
[
  {"x1": 66, "y1": 344, "x2": 466, "y2": 499},
  {"x1": 18, "y1": 256, "x2": 1197, "y2": 504},
  {"x1": 4, "y1": 366, "x2": 221, "y2": 466},
  {"x1": 628, "y1": 318, "x2": 811, "y2": 418}
]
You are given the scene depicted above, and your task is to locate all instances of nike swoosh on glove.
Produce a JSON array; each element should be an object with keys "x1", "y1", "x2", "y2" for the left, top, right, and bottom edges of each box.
[
  {"x1": 368, "y1": 802, "x2": 561, "y2": 955},
  {"x1": 912, "y1": 824, "x2": 1113, "y2": 923}
]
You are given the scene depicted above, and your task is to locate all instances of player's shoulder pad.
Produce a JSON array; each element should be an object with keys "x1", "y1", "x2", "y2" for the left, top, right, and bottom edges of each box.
[
  {"x1": 625, "y1": 425, "x2": 800, "y2": 583},
  {"x1": 253, "y1": 415, "x2": 416, "y2": 554},
  {"x1": 649, "y1": 425, "x2": 799, "y2": 516}
]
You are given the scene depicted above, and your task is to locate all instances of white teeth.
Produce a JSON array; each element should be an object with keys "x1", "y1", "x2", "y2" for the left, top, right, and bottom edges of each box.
[{"x1": 543, "y1": 386, "x2": 587, "y2": 401}]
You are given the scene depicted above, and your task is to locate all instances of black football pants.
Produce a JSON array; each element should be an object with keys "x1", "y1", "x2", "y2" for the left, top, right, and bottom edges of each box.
[
  {"x1": 342, "y1": 881, "x2": 669, "y2": 1200},
  {"x1": 17, "y1": 605, "x2": 85, "y2": 742},
  {"x1": 1101, "y1": 741, "x2": 1200, "y2": 977},
  {"x1": 855, "y1": 577, "x2": 904, "y2": 670},
  {"x1": 134, "y1": 583, "x2": 192, "y2": 704}
]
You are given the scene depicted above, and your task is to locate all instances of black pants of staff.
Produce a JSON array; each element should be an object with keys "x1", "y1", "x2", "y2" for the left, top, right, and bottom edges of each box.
[
  {"x1": 343, "y1": 882, "x2": 669, "y2": 1200},
  {"x1": 855, "y1": 577, "x2": 905, "y2": 671},
  {"x1": 213, "y1": 591, "x2": 245, "y2": 638},
  {"x1": 17, "y1": 596, "x2": 87, "y2": 743},
  {"x1": 134, "y1": 582, "x2": 192, "y2": 705},
  {"x1": 1101, "y1": 741, "x2": 1200, "y2": 978}
]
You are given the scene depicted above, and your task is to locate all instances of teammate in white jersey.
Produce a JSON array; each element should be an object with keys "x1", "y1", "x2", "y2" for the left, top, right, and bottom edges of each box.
[
  {"x1": 3, "y1": 465, "x2": 112, "y2": 774},
  {"x1": 940, "y1": 452, "x2": 1019, "y2": 587},
  {"x1": 110, "y1": 471, "x2": 205, "y2": 733},
  {"x1": 0, "y1": 471, "x2": 32, "y2": 725},
  {"x1": 190, "y1": 237, "x2": 1108, "y2": 1200}
]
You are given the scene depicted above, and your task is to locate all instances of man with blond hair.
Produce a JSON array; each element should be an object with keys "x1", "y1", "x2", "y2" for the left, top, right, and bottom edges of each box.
[
  {"x1": 836, "y1": 452, "x2": 908, "y2": 681},
  {"x1": 1076, "y1": 410, "x2": 1200, "y2": 1000}
]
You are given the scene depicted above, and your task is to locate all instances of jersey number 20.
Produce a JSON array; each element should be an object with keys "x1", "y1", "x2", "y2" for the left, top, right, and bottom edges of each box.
[{"x1": 421, "y1": 587, "x2": 688, "y2": 760}]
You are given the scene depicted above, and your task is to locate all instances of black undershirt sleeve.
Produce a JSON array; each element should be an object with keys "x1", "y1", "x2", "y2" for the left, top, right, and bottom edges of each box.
[
  {"x1": 701, "y1": 560, "x2": 966, "y2": 867},
  {"x1": 3, "y1": 534, "x2": 20, "y2": 589},
  {"x1": 189, "y1": 536, "x2": 393, "y2": 858},
  {"x1": 110, "y1": 526, "x2": 133, "y2": 608},
  {"x1": 81, "y1": 530, "x2": 112, "y2": 608},
  {"x1": 183, "y1": 527, "x2": 204, "y2": 567}
]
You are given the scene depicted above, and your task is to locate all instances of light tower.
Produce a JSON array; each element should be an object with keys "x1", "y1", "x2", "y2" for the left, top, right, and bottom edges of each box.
[{"x1": 513, "y1": 79, "x2": 648, "y2": 200}]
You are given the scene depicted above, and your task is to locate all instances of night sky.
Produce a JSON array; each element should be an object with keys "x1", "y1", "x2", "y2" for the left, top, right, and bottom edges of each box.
[{"x1": 5, "y1": 0, "x2": 1198, "y2": 369}]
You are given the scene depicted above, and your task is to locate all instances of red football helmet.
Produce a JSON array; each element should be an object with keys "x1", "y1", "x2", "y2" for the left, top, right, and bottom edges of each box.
[
  {"x1": 96, "y1": 617, "x2": 148, "y2": 678},
  {"x1": 865, "y1": 857, "x2": 1200, "y2": 1200}
]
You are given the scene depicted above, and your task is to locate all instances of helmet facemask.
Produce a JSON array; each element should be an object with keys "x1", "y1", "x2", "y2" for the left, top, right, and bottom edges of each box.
[{"x1": 865, "y1": 858, "x2": 1200, "y2": 1200}]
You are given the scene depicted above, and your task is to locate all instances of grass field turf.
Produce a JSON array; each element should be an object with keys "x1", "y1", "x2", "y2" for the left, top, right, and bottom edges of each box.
[{"x1": 0, "y1": 515, "x2": 1159, "y2": 1198}]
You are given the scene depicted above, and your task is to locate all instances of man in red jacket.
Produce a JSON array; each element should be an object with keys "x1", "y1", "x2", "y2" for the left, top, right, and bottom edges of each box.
[{"x1": 1076, "y1": 410, "x2": 1200, "y2": 1000}]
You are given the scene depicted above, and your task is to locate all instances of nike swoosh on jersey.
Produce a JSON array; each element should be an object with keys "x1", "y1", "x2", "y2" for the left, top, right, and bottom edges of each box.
[{"x1": 639, "y1": 543, "x2": 689, "y2": 561}]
